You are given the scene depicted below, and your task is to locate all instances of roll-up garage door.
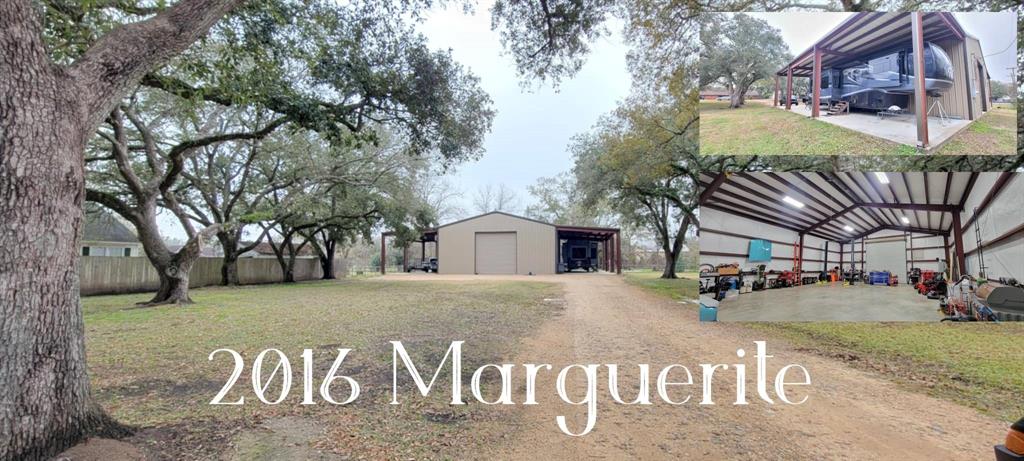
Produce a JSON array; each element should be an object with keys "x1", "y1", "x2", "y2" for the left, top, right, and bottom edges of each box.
[
  {"x1": 475, "y1": 232, "x2": 517, "y2": 274},
  {"x1": 865, "y1": 237, "x2": 906, "y2": 278}
]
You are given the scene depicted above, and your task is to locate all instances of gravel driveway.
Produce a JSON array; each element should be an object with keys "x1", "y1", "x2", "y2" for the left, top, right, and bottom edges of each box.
[{"x1": 386, "y1": 272, "x2": 1006, "y2": 460}]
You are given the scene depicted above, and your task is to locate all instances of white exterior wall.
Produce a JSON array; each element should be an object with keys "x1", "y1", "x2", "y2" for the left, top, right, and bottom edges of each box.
[
  {"x1": 957, "y1": 174, "x2": 1024, "y2": 281},
  {"x1": 699, "y1": 207, "x2": 838, "y2": 274},
  {"x1": 437, "y1": 213, "x2": 557, "y2": 275}
]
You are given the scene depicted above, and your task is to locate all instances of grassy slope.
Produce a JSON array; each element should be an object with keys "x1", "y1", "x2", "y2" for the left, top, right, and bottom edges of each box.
[
  {"x1": 83, "y1": 279, "x2": 562, "y2": 458},
  {"x1": 699, "y1": 101, "x2": 918, "y2": 155},
  {"x1": 934, "y1": 105, "x2": 1017, "y2": 155},
  {"x1": 623, "y1": 270, "x2": 700, "y2": 302},
  {"x1": 623, "y1": 271, "x2": 1024, "y2": 422}
]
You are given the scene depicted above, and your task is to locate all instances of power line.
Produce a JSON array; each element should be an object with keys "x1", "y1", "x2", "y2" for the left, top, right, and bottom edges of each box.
[{"x1": 984, "y1": 38, "x2": 1015, "y2": 57}]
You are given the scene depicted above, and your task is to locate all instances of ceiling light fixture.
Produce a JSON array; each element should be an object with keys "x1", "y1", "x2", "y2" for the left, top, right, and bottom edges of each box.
[
  {"x1": 874, "y1": 172, "x2": 889, "y2": 184},
  {"x1": 782, "y1": 196, "x2": 805, "y2": 209},
  {"x1": 844, "y1": 225, "x2": 854, "y2": 232},
  {"x1": 901, "y1": 216, "x2": 910, "y2": 224}
]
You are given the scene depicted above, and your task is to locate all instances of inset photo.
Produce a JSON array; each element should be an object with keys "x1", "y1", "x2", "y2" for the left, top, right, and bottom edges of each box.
[
  {"x1": 698, "y1": 171, "x2": 1024, "y2": 321},
  {"x1": 699, "y1": 12, "x2": 1017, "y2": 155}
]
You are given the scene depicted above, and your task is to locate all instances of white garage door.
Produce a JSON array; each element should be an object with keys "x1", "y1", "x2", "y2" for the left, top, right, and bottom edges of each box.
[
  {"x1": 475, "y1": 232, "x2": 517, "y2": 274},
  {"x1": 865, "y1": 237, "x2": 907, "y2": 278}
]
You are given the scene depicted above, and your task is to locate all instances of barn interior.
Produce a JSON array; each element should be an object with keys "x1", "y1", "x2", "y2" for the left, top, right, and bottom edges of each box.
[{"x1": 698, "y1": 172, "x2": 1024, "y2": 322}]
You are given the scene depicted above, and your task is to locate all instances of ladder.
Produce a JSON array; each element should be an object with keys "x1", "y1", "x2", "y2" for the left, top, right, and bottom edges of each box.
[
  {"x1": 973, "y1": 207, "x2": 987, "y2": 278},
  {"x1": 793, "y1": 239, "x2": 802, "y2": 286}
]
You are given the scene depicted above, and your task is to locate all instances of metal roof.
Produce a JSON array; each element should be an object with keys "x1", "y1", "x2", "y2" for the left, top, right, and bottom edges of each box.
[
  {"x1": 776, "y1": 12, "x2": 966, "y2": 77},
  {"x1": 698, "y1": 172, "x2": 982, "y2": 243}
]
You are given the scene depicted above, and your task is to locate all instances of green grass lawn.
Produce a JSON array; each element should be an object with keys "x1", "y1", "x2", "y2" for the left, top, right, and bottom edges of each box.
[
  {"x1": 623, "y1": 270, "x2": 700, "y2": 302},
  {"x1": 699, "y1": 101, "x2": 918, "y2": 155},
  {"x1": 934, "y1": 105, "x2": 1017, "y2": 155},
  {"x1": 699, "y1": 101, "x2": 1016, "y2": 155},
  {"x1": 749, "y1": 322, "x2": 1024, "y2": 422},
  {"x1": 83, "y1": 279, "x2": 562, "y2": 458},
  {"x1": 626, "y1": 269, "x2": 1024, "y2": 422}
]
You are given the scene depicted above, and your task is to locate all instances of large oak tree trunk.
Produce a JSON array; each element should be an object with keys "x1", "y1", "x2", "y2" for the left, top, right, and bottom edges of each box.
[
  {"x1": 1, "y1": 0, "x2": 240, "y2": 454},
  {"x1": 319, "y1": 238, "x2": 337, "y2": 280},
  {"x1": 217, "y1": 233, "x2": 241, "y2": 286},
  {"x1": 660, "y1": 246, "x2": 680, "y2": 279}
]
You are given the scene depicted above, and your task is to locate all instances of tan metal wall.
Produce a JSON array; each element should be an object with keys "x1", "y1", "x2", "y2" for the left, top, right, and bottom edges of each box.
[
  {"x1": 79, "y1": 256, "x2": 338, "y2": 295},
  {"x1": 965, "y1": 36, "x2": 989, "y2": 116},
  {"x1": 936, "y1": 38, "x2": 971, "y2": 119},
  {"x1": 437, "y1": 213, "x2": 557, "y2": 275}
]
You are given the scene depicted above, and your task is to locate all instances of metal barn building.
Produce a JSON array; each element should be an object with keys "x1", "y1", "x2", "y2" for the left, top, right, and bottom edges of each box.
[
  {"x1": 774, "y1": 12, "x2": 994, "y2": 151},
  {"x1": 380, "y1": 212, "x2": 622, "y2": 275}
]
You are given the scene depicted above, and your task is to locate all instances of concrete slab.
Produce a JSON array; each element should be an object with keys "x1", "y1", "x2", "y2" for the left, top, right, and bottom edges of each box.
[
  {"x1": 776, "y1": 104, "x2": 970, "y2": 151},
  {"x1": 718, "y1": 282, "x2": 942, "y2": 322}
]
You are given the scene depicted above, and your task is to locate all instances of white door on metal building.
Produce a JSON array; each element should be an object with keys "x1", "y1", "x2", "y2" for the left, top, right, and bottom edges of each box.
[{"x1": 475, "y1": 232, "x2": 516, "y2": 274}]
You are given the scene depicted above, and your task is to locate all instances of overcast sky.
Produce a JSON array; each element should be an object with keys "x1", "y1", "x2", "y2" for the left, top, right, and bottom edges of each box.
[
  {"x1": 418, "y1": 2, "x2": 632, "y2": 219},
  {"x1": 156, "y1": 1, "x2": 631, "y2": 241},
  {"x1": 747, "y1": 12, "x2": 1017, "y2": 83}
]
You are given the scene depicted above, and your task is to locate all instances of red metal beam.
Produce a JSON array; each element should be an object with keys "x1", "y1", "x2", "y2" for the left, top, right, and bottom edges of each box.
[
  {"x1": 961, "y1": 172, "x2": 1014, "y2": 231},
  {"x1": 811, "y1": 46, "x2": 822, "y2": 118},
  {"x1": 615, "y1": 230, "x2": 621, "y2": 275},
  {"x1": 786, "y1": 67, "x2": 793, "y2": 110},
  {"x1": 937, "y1": 12, "x2": 964, "y2": 40},
  {"x1": 943, "y1": 234, "x2": 951, "y2": 279},
  {"x1": 698, "y1": 173, "x2": 729, "y2": 205},
  {"x1": 911, "y1": 12, "x2": 929, "y2": 148},
  {"x1": 860, "y1": 203, "x2": 955, "y2": 212},
  {"x1": 951, "y1": 211, "x2": 966, "y2": 278}
]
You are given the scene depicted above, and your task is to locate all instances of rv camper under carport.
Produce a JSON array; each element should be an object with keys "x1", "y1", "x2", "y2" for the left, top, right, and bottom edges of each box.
[
  {"x1": 380, "y1": 211, "x2": 621, "y2": 275},
  {"x1": 773, "y1": 12, "x2": 994, "y2": 152}
]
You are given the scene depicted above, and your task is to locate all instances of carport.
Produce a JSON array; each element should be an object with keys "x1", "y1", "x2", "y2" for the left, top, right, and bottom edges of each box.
[
  {"x1": 380, "y1": 229, "x2": 437, "y2": 273},
  {"x1": 773, "y1": 12, "x2": 992, "y2": 151},
  {"x1": 556, "y1": 225, "x2": 622, "y2": 274}
]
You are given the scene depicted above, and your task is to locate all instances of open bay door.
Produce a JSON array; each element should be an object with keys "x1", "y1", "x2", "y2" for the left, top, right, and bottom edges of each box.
[
  {"x1": 475, "y1": 232, "x2": 517, "y2": 274},
  {"x1": 865, "y1": 235, "x2": 907, "y2": 280}
]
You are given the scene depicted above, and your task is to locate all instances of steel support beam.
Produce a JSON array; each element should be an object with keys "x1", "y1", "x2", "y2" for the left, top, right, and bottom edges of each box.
[
  {"x1": 951, "y1": 211, "x2": 966, "y2": 278},
  {"x1": 943, "y1": 235, "x2": 951, "y2": 279},
  {"x1": 812, "y1": 46, "x2": 822, "y2": 118},
  {"x1": 786, "y1": 67, "x2": 793, "y2": 110},
  {"x1": 699, "y1": 173, "x2": 729, "y2": 205},
  {"x1": 615, "y1": 230, "x2": 622, "y2": 275},
  {"x1": 911, "y1": 12, "x2": 929, "y2": 148},
  {"x1": 860, "y1": 203, "x2": 955, "y2": 212}
]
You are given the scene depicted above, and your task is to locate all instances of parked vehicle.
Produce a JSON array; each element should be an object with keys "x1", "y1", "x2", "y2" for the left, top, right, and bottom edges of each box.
[
  {"x1": 561, "y1": 239, "x2": 598, "y2": 272},
  {"x1": 807, "y1": 41, "x2": 954, "y2": 111},
  {"x1": 407, "y1": 258, "x2": 438, "y2": 273},
  {"x1": 779, "y1": 94, "x2": 799, "y2": 106},
  {"x1": 716, "y1": 95, "x2": 730, "y2": 101}
]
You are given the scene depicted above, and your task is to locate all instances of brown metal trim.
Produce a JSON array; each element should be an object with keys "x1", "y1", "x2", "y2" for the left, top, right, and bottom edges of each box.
[
  {"x1": 699, "y1": 251, "x2": 826, "y2": 264},
  {"x1": 812, "y1": 46, "x2": 822, "y2": 118},
  {"x1": 951, "y1": 211, "x2": 966, "y2": 278},
  {"x1": 961, "y1": 172, "x2": 1014, "y2": 231},
  {"x1": 922, "y1": 172, "x2": 931, "y2": 230},
  {"x1": 860, "y1": 172, "x2": 903, "y2": 226},
  {"x1": 964, "y1": 223, "x2": 1024, "y2": 256},
  {"x1": 911, "y1": 12, "x2": 929, "y2": 148},
  {"x1": 786, "y1": 67, "x2": 793, "y2": 110},
  {"x1": 699, "y1": 228, "x2": 795, "y2": 246},
  {"x1": 958, "y1": 172, "x2": 979, "y2": 209},
  {"x1": 961, "y1": 40, "x2": 975, "y2": 120},
  {"x1": 795, "y1": 173, "x2": 874, "y2": 230},
  {"x1": 698, "y1": 173, "x2": 729, "y2": 205}
]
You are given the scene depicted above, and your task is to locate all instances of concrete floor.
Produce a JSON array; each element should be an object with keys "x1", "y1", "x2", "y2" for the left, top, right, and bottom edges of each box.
[
  {"x1": 718, "y1": 282, "x2": 942, "y2": 322},
  {"x1": 780, "y1": 104, "x2": 970, "y2": 150}
]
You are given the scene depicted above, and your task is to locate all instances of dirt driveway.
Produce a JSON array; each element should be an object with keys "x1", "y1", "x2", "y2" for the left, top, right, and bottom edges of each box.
[{"x1": 384, "y1": 272, "x2": 1006, "y2": 460}]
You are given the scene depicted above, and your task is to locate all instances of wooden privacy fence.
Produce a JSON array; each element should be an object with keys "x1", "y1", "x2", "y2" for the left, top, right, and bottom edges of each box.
[{"x1": 78, "y1": 256, "x2": 341, "y2": 296}]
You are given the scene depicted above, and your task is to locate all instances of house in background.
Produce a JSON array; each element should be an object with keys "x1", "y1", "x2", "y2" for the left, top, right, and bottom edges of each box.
[{"x1": 81, "y1": 204, "x2": 143, "y2": 257}]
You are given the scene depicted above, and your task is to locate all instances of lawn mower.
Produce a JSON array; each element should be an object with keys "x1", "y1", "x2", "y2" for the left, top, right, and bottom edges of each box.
[
  {"x1": 772, "y1": 270, "x2": 799, "y2": 288},
  {"x1": 995, "y1": 416, "x2": 1024, "y2": 461}
]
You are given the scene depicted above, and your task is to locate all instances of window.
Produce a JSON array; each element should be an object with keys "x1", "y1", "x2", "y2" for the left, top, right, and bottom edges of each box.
[
  {"x1": 123, "y1": 248, "x2": 132, "y2": 257},
  {"x1": 571, "y1": 247, "x2": 587, "y2": 259},
  {"x1": 82, "y1": 246, "x2": 90, "y2": 256}
]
